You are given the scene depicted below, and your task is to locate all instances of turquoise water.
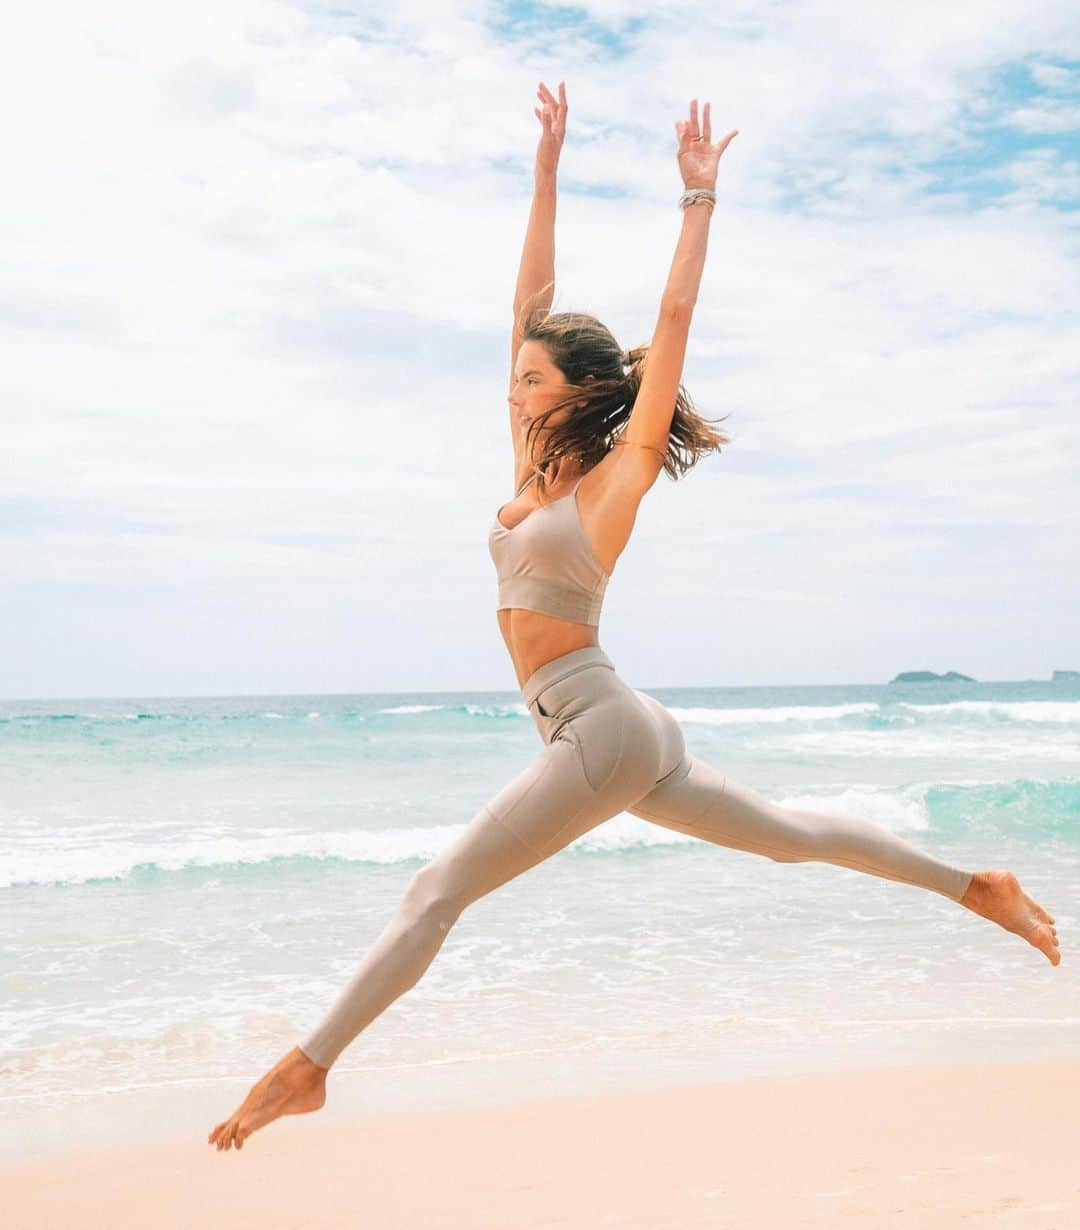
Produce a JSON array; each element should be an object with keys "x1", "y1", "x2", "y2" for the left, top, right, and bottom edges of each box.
[{"x1": 2, "y1": 674, "x2": 1078, "y2": 1153}]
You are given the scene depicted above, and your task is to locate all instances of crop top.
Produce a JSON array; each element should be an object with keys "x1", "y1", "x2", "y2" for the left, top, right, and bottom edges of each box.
[{"x1": 487, "y1": 472, "x2": 611, "y2": 626}]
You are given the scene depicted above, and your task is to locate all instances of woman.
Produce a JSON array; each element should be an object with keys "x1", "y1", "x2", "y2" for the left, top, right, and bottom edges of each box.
[{"x1": 210, "y1": 83, "x2": 1059, "y2": 1152}]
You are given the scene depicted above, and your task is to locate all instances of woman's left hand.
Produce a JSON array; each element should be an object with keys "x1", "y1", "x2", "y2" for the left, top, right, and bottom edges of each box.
[{"x1": 676, "y1": 99, "x2": 738, "y2": 190}]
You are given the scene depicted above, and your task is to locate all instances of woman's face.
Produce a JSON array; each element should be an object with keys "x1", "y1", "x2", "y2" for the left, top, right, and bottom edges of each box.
[{"x1": 509, "y1": 341, "x2": 578, "y2": 451}]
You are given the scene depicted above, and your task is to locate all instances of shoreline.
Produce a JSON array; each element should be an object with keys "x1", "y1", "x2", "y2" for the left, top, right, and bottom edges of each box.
[
  {"x1": 4, "y1": 1056, "x2": 1078, "y2": 1228},
  {"x1": 5, "y1": 1021, "x2": 1077, "y2": 1165}
]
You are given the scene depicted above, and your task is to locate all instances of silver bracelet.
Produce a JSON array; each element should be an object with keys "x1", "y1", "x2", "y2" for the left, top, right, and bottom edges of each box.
[{"x1": 679, "y1": 188, "x2": 717, "y2": 211}]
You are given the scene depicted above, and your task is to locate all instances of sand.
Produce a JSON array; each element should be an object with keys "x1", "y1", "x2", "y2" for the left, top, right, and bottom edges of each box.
[{"x1": 4, "y1": 1058, "x2": 1078, "y2": 1229}]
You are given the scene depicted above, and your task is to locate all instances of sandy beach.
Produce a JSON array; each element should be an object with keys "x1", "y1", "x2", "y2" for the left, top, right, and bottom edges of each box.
[{"x1": 4, "y1": 1057, "x2": 1078, "y2": 1229}]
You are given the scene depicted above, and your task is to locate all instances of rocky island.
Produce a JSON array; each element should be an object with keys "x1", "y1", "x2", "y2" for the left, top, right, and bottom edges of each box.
[{"x1": 889, "y1": 670, "x2": 977, "y2": 684}]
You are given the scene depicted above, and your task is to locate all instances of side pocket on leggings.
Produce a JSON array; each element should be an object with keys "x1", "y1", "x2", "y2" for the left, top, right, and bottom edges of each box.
[
  {"x1": 532, "y1": 680, "x2": 562, "y2": 720},
  {"x1": 562, "y1": 710, "x2": 625, "y2": 793}
]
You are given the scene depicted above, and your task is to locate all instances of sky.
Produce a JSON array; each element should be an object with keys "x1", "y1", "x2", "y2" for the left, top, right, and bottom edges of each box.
[{"x1": 2, "y1": 1, "x2": 1078, "y2": 699}]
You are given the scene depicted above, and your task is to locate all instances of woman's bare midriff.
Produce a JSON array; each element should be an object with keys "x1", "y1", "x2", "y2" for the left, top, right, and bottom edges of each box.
[
  {"x1": 497, "y1": 608, "x2": 600, "y2": 691},
  {"x1": 495, "y1": 457, "x2": 630, "y2": 688}
]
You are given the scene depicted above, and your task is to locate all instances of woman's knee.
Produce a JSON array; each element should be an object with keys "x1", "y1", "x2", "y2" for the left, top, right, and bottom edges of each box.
[
  {"x1": 402, "y1": 861, "x2": 468, "y2": 930},
  {"x1": 766, "y1": 806, "x2": 827, "y2": 863}
]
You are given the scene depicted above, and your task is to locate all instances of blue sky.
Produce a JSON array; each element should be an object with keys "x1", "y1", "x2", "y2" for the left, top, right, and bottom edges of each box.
[{"x1": 1, "y1": 1, "x2": 1077, "y2": 698}]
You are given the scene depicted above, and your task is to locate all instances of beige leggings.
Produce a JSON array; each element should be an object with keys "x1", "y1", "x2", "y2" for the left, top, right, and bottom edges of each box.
[{"x1": 298, "y1": 647, "x2": 973, "y2": 1070}]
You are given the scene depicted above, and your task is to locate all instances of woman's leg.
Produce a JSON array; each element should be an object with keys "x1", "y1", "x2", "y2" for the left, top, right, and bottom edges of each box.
[
  {"x1": 297, "y1": 709, "x2": 658, "y2": 1072},
  {"x1": 211, "y1": 654, "x2": 664, "y2": 1149},
  {"x1": 627, "y1": 690, "x2": 973, "y2": 902}
]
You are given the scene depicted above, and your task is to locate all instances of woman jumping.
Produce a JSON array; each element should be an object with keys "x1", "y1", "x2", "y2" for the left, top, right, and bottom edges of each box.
[{"x1": 210, "y1": 82, "x2": 1060, "y2": 1152}]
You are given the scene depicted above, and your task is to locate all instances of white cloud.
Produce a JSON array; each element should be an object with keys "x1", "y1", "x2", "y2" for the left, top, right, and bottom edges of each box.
[{"x1": 1, "y1": 1, "x2": 1077, "y2": 696}]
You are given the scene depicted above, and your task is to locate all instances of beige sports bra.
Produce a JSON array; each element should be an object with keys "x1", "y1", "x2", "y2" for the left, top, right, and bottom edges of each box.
[{"x1": 487, "y1": 471, "x2": 611, "y2": 626}]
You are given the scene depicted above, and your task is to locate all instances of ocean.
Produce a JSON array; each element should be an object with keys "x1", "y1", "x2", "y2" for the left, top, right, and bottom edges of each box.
[{"x1": 2, "y1": 673, "x2": 1077, "y2": 1157}]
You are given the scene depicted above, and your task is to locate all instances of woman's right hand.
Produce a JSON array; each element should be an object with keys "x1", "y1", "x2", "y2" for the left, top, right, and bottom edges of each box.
[
  {"x1": 534, "y1": 80, "x2": 567, "y2": 178},
  {"x1": 676, "y1": 98, "x2": 738, "y2": 191}
]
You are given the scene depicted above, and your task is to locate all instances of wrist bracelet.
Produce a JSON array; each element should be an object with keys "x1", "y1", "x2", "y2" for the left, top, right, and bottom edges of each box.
[{"x1": 679, "y1": 188, "x2": 717, "y2": 211}]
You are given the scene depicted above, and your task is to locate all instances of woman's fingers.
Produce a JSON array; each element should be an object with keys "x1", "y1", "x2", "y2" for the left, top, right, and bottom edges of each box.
[
  {"x1": 684, "y1": 99, "x2": 708, "y2": 142},
  {"x1": 537, "y1": 80, "x2": 567, "y2": 124},
  {"x1": 535, "y1": 91, "x2": 552, "y2": 132},
  {"x1": 537, "y1": 82, "x2": 558, "y2": 117},
  {"x1": 678, "y1": 101, "x2": 736, "y2": 154},
  {"x1": 538, "y1": 80, "x2": 566, "y2": 109},
  {"x1": 535, "y1": 80, "x2": 568, "y2": 141}
]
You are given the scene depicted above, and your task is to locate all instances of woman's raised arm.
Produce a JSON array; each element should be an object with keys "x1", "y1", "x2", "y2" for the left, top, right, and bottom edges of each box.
[
  {"x1": 619, "y1": 100, "x2": 739, "y2": 476},
  {"x1": 508, "y1": 82, "x2": 567, "y2": 458}
]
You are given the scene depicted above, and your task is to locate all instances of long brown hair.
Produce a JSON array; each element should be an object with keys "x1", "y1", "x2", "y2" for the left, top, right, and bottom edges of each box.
[{"x1": 514, "y1": 281, "x2": 733, "y2": 499}]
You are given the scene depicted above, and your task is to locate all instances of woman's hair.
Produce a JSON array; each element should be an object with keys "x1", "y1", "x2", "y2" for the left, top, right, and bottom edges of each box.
[{"x1": 514, "y1": 281, "x2": 733, "y2": 500}]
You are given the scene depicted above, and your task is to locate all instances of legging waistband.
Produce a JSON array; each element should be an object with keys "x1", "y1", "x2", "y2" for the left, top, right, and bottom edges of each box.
[{"x1": 521, "y1": 646, "x2": 616, "y2": 708}]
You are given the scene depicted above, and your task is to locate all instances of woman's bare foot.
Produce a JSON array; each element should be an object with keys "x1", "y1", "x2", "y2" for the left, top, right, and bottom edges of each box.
[
  {"x1": 960, "y1": 870, "x2": 1061, "y2": 966},
  {"x1": 208, "y1": 1045, "x2": 328, "y2": 1151}
]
